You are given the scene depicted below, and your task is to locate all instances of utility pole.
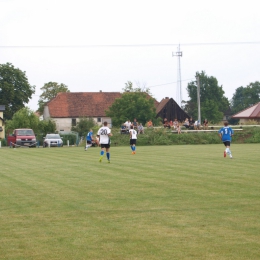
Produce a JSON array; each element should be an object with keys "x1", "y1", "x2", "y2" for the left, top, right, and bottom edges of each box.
[
  {"x1": 172, "y1": 44, "x2": 182, "y2": 106},
  {"x1": 196, "y1": 75, "x2": 201, "y2": 124}
]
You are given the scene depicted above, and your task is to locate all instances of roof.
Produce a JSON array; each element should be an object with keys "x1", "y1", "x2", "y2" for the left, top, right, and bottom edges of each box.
[
  {"x1": 232, "y1": 102, "x2": 260, "y2": 118},
  {"x1": 47, "y1": 92, "x2": 123, "y2": 118},
  {"x1": 156, "y1": 98, "x2": 170, "y2": 114},
  {"x1": 0, "y1": 105, "x2": 5, "y2": 111}
]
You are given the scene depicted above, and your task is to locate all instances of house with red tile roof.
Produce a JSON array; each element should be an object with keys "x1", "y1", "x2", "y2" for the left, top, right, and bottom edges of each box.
[
  {"x1": 43, "y1": 91, "x2": 122, "y2": 131},
  {"x1": 43, "y1": 92, "x2": 188, "y2": 132},
  {"x1": 232, "y1": 102, "x2": 260, "y2": 123}
]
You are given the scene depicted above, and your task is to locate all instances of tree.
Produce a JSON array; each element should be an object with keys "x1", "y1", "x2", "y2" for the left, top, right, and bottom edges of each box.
[
  {"x1": 5, "y1": 107, "x2": 39, "y2": 133},
  {"x1": 38, "y1": 82, "x2": 70, "y2": 114},
  {"x1": 184, "y1": 71, "x2": 229, "y2": 123},
  {"x1": 106, "y1": 82, "x2": 159, "y2": 127},
  {"x1": 71, "y1": 117, "x2": 96, "y2": 138},
  {"x1": 231, "y1": 81, "x2": 260, "y2": 114},
  {"x1": 0, "y1": 63, "x2": 35, "y2": 120},
  {"x1": 5, "y1": 107, "x2": 56, "y2": 137}
]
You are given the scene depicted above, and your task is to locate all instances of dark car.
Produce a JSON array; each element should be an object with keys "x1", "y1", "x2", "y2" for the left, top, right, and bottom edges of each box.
[{"x1": 43, "y1": 134, "x2": 63, "y2": 147}]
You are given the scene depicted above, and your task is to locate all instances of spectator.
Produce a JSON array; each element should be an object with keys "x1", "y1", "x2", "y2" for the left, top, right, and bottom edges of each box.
[
  {"x1": 133, "y1": 118, "x2": 138, "y2": 129},
  {"x1": 138, "y1": 123, "x2": 144, "y2": 134},
  {"x1": 183, "y1": 118, "x2": 189, "y2": 128},
  {"x1": 203, "y1": 119, "x2": 209, "y2": 129},
  {"x1": 173, "y1": 119, "x2": 178, "y2": 129},
  {"x1": 194, "y1": 120, "x2": 200, "y2": 130},
  {"x1": 189, "y1": 117, "x2": 195, "y2": 129},
  {"x1": 176, "y1": 123, "x2": 181, "y2": 134},
  {"x1": 169, "y1": 120, "x2": 173, "y2": 127},
  {"x1": 120, "y1": 123, "x2": 128, "y2": 134},
  {"x1": 124, "y1": 119, "x2": 132, "y2": 130},
  {"x1": 147, "y1": 119, "x2": 153, "y2": 128},
  {"x1": 163, "y1": 118, "x2": 170, "y2": 129}
]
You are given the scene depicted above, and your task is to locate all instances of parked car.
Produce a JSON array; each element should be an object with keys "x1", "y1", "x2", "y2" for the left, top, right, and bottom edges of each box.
[
  {"x1": 7, "y1": 128, "x2": 37, "y2": 148},
  {"x1": 43, "y1": 134, "x2": 63, "y2": 147}
]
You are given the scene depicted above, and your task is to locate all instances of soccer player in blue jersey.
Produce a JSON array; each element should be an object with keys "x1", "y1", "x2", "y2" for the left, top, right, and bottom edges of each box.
[
  {"x1": 85, "y1": 129, "x2": 93, "y2": 151},
  {"x1": 218, "y1": 121, "x2": 234, "y2": 158}
]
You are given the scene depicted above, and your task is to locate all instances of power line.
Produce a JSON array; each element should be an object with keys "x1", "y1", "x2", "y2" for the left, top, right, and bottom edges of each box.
[
  {"x1": 148, "y1": 78, "x2": 194, "y2": 88},
  {"x1": 0, "y1": 41, "x2": 260, "y2": 48}
]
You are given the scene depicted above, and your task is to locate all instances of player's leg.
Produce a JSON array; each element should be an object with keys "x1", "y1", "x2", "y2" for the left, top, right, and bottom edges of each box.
[
  {"x1": 130, "y1": 139, "x2": 135, "y2": 154},
  {"x1": 223, "y1": 142, "x2": 227, "y2": 157},
  {"x1": 106, "y1": 146, "x2": 110, "y2": 162},
  {"x1": 226, "y1": 142, "x2": 232, "y2": 158},
  {"x1": 99, "y1": 145, "x2": 105, "y2": 162},
  {"x1": 133, "y1": 139, "x2": 136, "y2": 154},
  {"x1": 85, "y1": 140, "x2": 92, "y2": 150}
]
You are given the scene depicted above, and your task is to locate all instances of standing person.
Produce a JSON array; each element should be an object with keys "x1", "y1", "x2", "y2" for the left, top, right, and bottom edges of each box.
[
  {"x1": 129, "y1": 125, "x2": 137, "y2": 154},
  {"x1": 218, "y1": 121, "x2": 234, "y2": 159},
  {"x1": 85, "y1": 129, "x2": 93, "y2": 151},
  {"x1": 97, "y1": 121, "x2": 113, "y2": 163}
]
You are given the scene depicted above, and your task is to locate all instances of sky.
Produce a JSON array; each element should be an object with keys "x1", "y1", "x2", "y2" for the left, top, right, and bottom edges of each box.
[{"x1": 1, "y1": 0, "x2": 260, "y2": 111}]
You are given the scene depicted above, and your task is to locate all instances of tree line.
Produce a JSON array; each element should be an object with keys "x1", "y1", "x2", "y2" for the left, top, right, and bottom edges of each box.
[{"x1": 1, "y1": 62, "x2": 260, "y2": 133}]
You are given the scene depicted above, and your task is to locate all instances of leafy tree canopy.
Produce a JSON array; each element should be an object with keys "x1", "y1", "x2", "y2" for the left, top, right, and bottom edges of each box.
[
  {"x1": 71, "y1": 117, "x2": 96, "y2": 138},
  {"x1": 231, "y1": 81, "x2": 260, "y2": 114},
  {"x1": 0, "y1": 63, "x2": 35, "y2": 120},
  {"x1": 184, "y1": 71, "x2": 229, "y2": 123},
  {"x1": 5, "y1": 107, "x2": 56, "y2": 137},
  {"x1": 106, "y1": 82, "x2": 159, "y2": 127},
  {"x1": 38, "y1": 82, "x2": 70, "y2": 114}
]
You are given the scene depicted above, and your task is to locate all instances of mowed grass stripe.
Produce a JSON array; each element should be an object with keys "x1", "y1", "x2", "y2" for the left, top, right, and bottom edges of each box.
[{"x1": 0, "y1": 144, "x2": 259, "y2": 259}]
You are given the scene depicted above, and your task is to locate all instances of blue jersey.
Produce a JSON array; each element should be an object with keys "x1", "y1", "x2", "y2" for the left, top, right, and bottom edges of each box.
[
  {"x1": 218, "y1": 126, "x2": 234, "y2": 142},
  {"x1": 86, "y1": 131, "x2": 93, "y2": 141}
]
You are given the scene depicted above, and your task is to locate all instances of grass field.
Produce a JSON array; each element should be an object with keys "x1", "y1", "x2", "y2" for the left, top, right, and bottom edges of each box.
[{"x1": 0, "y1": 144, "x2": 260, "y2": 260}]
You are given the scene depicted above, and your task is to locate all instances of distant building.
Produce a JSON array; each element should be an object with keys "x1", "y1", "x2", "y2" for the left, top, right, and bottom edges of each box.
[
  {"x1": 232, "y1": 102, "x2": 260, "y2": 123},
  {"x1": 156, "y1": 97, "x2": 189, "y2": 122},
  {"x1": 43, "y1": 92, "x2": 188, "y2": 131}
]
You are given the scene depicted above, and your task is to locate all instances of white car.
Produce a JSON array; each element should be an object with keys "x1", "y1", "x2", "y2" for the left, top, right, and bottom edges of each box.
[{"x1": 43, "y1": 134, "x2": 63, "y2": 147}]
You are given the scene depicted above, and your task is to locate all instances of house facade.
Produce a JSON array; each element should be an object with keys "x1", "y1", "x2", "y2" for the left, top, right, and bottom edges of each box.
[{"x1": 43, "y1": 91, "x2": 122, "y2": 132}]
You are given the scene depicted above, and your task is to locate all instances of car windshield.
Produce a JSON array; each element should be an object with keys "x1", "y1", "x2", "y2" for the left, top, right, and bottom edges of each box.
[
  {"x1": 17, "y1": 130, "x2": 34, "y2": 136},
  {"x1": 46, "y1": 134, "x2": 61, "y2": 139}
]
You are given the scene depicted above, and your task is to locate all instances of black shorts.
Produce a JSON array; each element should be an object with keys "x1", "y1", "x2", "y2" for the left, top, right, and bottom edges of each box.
[
  {"x1": 130, "y1": 139, "x2": 137, "y2": 145},
  {"x1": 223, "y1": 141, "x2": 231, "y2": 146},
  {"x1": 87, "y1": 140, "x2": 92, "y2": 144},
  {"x1": 100, "y1": 143, "x2": 110, "y2": 149}
]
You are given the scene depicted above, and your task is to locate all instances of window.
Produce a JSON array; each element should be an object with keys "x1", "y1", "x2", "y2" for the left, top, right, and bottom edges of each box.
[
  {"x1": 97, "y1": 117, "x2": 101, "y2": 122},
  {"x1": 72, "y1": 118, "x2": 76, "y2": 126}
]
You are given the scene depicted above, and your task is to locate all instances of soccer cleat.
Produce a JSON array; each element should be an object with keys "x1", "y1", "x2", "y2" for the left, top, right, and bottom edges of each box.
[
  {"x1": 133, "y1": 151, "x2": 136, "y2": 154},
  {"x1": 99, "y1": 156, "x2": 103, "y2": 162},
  {"x1": 224, "y1": 151, "x2": 226, "y2": 157},
  {"x1": 107, "y1": 160, "x2": 110, "y2": 163},
  {"x1": 132, "y1": 152, "x2": 134, "y2": 155},
  {"x1": 230, "y1": 155, "x2": 233, "y2": 159},
  {"x1": 85, "y1": 148, "x2": 88, "y2": 151}
]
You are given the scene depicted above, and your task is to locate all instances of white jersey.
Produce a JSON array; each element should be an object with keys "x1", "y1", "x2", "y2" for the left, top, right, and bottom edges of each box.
[
  {"x1": 129, "y1": 129, "x2": 137, "y2": 139},
  {"x1": 97, "y1": 126, "x2": 111, "y2": 144}
]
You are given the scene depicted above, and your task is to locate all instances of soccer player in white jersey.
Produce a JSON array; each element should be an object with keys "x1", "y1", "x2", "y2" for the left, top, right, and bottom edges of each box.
[
  {"x1": 97, "y1": 121, "x2": 113, "y2": 163},
  {"x1": 129, "y1": 125, "x2": 137, "y2": 154},
  {"x1": 218, "y1": 121, "x2": 234, "y2": 159}
]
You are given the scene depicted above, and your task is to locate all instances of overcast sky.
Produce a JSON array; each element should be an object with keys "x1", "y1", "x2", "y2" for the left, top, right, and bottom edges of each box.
[{"x1": 1, "y1": 0, "x2": 260, "y2": 111}]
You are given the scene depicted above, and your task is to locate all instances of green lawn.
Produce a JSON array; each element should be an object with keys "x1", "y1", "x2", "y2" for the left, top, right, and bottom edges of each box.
[{"x1": 0, "y1": 144, "x2": 259, "y2": 260}]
